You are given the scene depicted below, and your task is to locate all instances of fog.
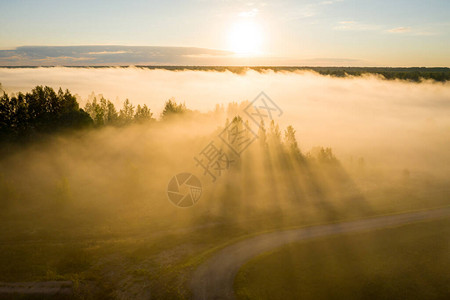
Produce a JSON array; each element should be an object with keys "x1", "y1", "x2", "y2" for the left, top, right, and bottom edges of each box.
[
  {"x1": 1, "y1": 68, "x2": 449, "y2": 296},
  {"x1": 1, "y1": 67, "x2": 449, "y2": 177}
]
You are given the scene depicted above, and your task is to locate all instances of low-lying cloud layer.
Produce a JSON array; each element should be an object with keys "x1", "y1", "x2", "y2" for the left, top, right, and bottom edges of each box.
[
  {"x1": 0, "y1": 46, "x2": 234, "y2": 66},
  {"x1": 0, "y1": 46, "x2": 366, "y2": 66},
  {"x1": 1, "y1": 67, "x2": 449, "y2": 177}
]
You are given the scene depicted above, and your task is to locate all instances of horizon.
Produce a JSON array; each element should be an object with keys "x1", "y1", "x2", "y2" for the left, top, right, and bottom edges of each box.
[
  {"x1": 1, "y1": 45, "x2": 449, "y2": 67},
  {"x1": 2, "y1": 0, "x2": 449, "y2": 67}
]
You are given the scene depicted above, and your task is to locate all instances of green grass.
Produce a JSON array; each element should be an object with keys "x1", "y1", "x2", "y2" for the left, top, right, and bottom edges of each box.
[
  {"x1": 235, "y1": 218, "x2": 450, "y2": 300},
  {"x1": 0, "y1": 167, "x2": 448, "y2": 299}
]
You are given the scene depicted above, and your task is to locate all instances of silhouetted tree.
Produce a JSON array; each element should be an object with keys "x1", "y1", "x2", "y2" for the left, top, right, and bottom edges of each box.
[
  {"x1": 161, "y1": 98, "x2": 187, "y2": 119},
  {"x1": 284, "y1": 125, "x2": 302, "y2": 159},
  {"x1": 134, "y1": 104, "x2": 154, "y2": 123},
  {"x1": 105, "y1": 99, "x2": 119, "y2": 124},
  {"x1": 85, "y1": 96, "x2": 120, "y2": 126},
  {"x1": 119, "y1": 99, "x2": 135, "y2": 125},
  {"x1": 1, "y1": 85, "x2": 162, "y2": 144},
  {"x1": 308, "y1": 147, "x2": 338, "y2": 164},
  {"x1": 268, "y1": 120, "x2": 282, "y2": 146},
  {"x1": 258, "y1": 120, "x2": 267, "y2": 149},
  {"x1": 85, "y1": 97, "x2": 104, "y2": 126},
  {"x1": 1, "y1": 86, "x2": 92, "y2": 141}
]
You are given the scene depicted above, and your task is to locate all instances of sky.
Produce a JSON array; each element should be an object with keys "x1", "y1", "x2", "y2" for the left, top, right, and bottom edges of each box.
[{"x1": 0, "y1": 0, "x2": 449, "y2": 66}]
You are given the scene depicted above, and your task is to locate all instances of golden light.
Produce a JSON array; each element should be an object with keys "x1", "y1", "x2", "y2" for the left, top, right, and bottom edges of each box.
[{"x1": 228, "y1": 21, "x2": 263, "y2": 56}]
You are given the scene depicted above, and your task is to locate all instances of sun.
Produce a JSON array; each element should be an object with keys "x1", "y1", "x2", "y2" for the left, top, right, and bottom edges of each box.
[{"x1": 228, "y1": 21, "x2": 263, "y2": 56}]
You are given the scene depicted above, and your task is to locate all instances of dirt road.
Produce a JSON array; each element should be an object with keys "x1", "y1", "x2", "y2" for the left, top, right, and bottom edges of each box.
[{"x1": 190, "y1": 207, "x2": 450, "y2": 300}]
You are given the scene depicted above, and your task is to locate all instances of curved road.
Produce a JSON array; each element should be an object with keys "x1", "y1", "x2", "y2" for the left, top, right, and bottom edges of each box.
[{"x1": 190, "y1": 207, "x2": 450, "y2": 300}]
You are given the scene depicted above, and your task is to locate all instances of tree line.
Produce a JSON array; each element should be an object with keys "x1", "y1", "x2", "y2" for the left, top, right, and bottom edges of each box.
[
  {"x1": 124, "y1": 66, "x2": 450, "y2": 82},
  {"x1": 224, "y1": 116, "x2": 338, "y2": 166},
  {"x1": 0, "y1": 85, "x2": 189, "y2": 142},
  {"x1": 0, "y1": 85, "x2": 338, "y2": 164}
]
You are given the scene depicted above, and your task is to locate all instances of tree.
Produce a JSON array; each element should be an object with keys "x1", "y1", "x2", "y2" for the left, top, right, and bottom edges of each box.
[
  {"x1": 56, "y1": 88, "x2": 92, "y2": 129},
  {"x1": 134, "y1": 104, "x2": 154, "y2": 123},
  {"x1": 268, "y1": 120, "x2": 282, "y2": 146},
  {"x1": 161, "y1": 98, "x2": 187, "y2": 119},
  {"x1": 284, "y1": 125, "x2": 302, "y2": 158},
  {"x1": 119, "y1": 99, "x2": 135, "y2": 124},
  {"x1": 85, "y1": 96, "x2": 118, "y2": 126},
  {"x1": 308, "y1": 147, "x2": 338, "y2": 164},
  {"x1": 85, "y1": 97, "x2": 105, "y2": 126},
  {"x1": 258, "y1": 120, "x2": 267, "y2": 149},
  {"x1": 0, "y1": 93, "x2": 15, "y2": 136},
  {"x1": 105, "y1": 99, "x2": 118, "y2": 124},
  {"x1": 1, "y1": 86, "x2": 92, "y2": 141}
]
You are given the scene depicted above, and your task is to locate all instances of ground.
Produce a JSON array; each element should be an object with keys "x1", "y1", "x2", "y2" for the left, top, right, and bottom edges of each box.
[{"x1": 234, "y1": 217, "x2": 450, "y2": 300}]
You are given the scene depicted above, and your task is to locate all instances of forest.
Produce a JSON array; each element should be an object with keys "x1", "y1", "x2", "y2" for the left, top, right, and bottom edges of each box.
[{"x1": 0, "y1": 85, "x2": 190, "y2": 144}]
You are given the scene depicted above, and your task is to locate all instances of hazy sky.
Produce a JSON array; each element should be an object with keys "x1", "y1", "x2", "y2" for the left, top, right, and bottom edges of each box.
[{"x1": 1, "y1": 0, "x2": 449, "y2": 66}]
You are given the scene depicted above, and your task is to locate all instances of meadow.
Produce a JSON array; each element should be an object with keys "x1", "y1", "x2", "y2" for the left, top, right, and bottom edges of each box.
[
  {"x1": 0, "y1": 68, "x2": 449, "y2": 299},
  {"x1": 235, "y1": 218, "x2": 450, "y2": 300}
]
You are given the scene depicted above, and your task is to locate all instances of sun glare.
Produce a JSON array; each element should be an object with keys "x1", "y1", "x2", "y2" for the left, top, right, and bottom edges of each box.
[{"x1": 228, "y1": 21, "x2": 263, "y2": 56}]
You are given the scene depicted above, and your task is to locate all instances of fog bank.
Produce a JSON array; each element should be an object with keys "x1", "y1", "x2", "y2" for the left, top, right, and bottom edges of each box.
[{"x1": 1, "y1": 67, "x2": 449, "y2": 176}]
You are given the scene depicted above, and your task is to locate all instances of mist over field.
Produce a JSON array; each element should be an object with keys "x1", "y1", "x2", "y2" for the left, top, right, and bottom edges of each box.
[
  {"x1": 1, "y1": 68, "x2": 449, "y2": 298},
  {"x1": 1, "y1": 67, "x2": 450, "y2": 177},
  {"x1": 2, "y1": 0, "x2": 450, "y2": 298}
]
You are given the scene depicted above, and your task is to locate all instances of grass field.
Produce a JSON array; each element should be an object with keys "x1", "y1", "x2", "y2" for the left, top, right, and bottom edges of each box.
[
  {"x1": 235, "y1": 218, "x2": 450, "y2": 300},
  {"x1": 0, "y1": 168, "x2": 449, "y2": 298},
  {"x1": 1, "y1": 90, "x2": 449, "y2": 298}
]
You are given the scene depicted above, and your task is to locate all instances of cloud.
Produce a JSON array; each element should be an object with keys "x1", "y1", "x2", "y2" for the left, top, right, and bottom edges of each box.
[
  {"x1": 289, "y1": 0, "x2": 343, "y2": 20},
  {"x1": 0, "y1": 46, "x2": 233, "y2": 66},
  {"x1": 321, "y1": 0, "x2": 344, "y2": 5},
  {"x1": 239, "y1": 8, "x2": 259, "y2": 17},
  {"x1": 387, "y1": 27, "x2": 411, "y2": 33},
  {"x1": 412, "y1": 31, "x2": 438, "y2": 36},
  {"x1": 386, "y1": 26, "x2": 440, "y2": 36},
  {"x1": 87, "y1": 51, "x2": 131, "y2": 55},
  {"x1": 298, "y1": 57, "x2": 366, "y2": 65},
  {"x1": 334, "y1": 21, "x2": 381, "y2": 31},
  {"x1": 335, "y1": 23, "x2": 440, "y2": 36},
  {"x1": 0, "y1": 45, "x2": 370, "y2": 67}
]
